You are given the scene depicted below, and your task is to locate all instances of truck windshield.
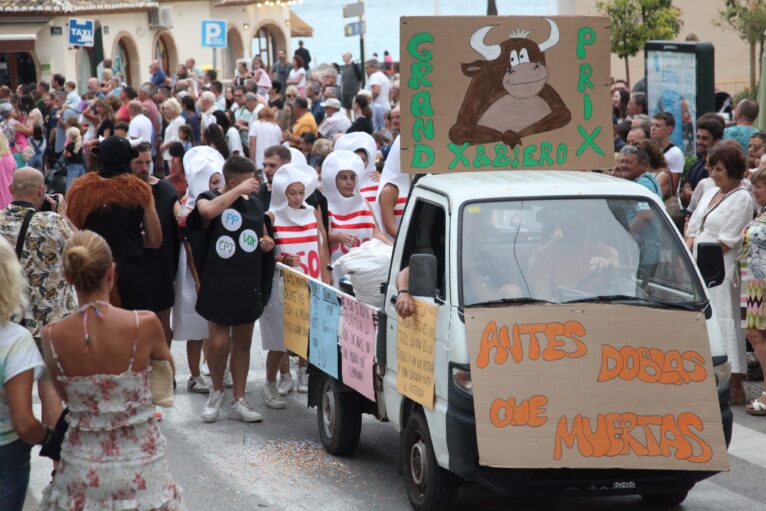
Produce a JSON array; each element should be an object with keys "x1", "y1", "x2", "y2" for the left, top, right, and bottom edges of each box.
[{"x1": 460, "y1": 197, "x2": 707, "y2": 309}]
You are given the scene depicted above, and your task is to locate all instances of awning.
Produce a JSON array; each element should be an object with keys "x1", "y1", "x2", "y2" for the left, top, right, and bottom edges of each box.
[
  {"x1": 0, "y1": 23, "x2": 45, "y2": 52},
  {"x1": 290, "y1": 10, "x2": 314, "y2": 38}
]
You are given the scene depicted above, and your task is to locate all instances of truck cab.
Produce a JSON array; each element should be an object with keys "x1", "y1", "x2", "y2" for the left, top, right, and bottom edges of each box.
[{"x1": 309, "y1": 171, "x2": 731, "y2": 510}]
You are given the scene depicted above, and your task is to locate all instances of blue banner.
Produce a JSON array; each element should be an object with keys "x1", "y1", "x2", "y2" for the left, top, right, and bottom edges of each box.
[{"x1": 308, "y1": 280, "x2": 340, "y2": 379}]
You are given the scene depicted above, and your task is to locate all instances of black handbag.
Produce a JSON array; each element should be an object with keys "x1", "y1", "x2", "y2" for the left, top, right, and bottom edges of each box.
[{"x1": 39, "y1": 407, "x2": 69, "y2": 461}]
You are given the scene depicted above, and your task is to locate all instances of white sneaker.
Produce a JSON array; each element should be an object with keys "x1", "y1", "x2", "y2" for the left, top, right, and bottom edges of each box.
[
  {"x1": 202, "y1": 390, "x2": 225, "y2": 423},
  {"x1": 230, "y1": 399, "x2": 263, "y2": 422},
  {"x1": 187, "y1": 375, "x2": 210, "y2": 394},
  {"x1": 223, "y1": 369, "x2": 233, "y2": 388},
  {"x1": 200, "y1": 361, "x2": 210, "y2": 376},
  {"x1": 277, "y1": 373, "x2": 294, "y2": 396},
  {"x1": 260, "y1": 381, "x2": 287, "y2": 409},
  {"x1": 297, "y1": 367, "x2": 309, "y2": 393}
]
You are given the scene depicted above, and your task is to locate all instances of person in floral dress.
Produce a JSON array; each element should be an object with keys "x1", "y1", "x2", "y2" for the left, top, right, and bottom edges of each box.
[
  {"x1": 39, "y1": 230, "x2": 184, "y2": 510},
  {"x1": 741, "y1": 168, "x2": 766, "y2": 415}
]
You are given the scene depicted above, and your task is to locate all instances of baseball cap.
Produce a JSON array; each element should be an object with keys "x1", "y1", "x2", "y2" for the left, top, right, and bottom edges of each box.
[
  {"x1": 320, "y1": 98, "x2": 342, "y2": 110},
  {"x1": 91, "y1": 136, "x2": 138, "y2": 175}
]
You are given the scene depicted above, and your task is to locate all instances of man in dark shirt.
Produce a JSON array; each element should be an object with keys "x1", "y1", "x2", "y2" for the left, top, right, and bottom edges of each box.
[
  {"x1": 294, "y1": 40, "x2": 311, "y2": 71},
  {"x1": 681, "y1": 113, "x2": 725, "y2": 208}
]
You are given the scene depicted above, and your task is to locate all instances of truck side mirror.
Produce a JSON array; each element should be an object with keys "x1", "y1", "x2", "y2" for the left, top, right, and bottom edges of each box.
[
  {"x1": 409, "y1": 253, "x2": 438, "y2": 298},
  {"x1": 696, "y1": 242, "x2": 725, "y2": 288}
]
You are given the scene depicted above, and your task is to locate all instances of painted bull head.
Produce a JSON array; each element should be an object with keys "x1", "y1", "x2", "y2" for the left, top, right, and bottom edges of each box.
[{"x1": 449, "y1": 18, "x2": 571, "y2": 149}]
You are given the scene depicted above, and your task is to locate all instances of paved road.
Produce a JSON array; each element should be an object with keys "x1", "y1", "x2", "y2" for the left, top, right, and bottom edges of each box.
[{"x1": 24, "y1": 327, "x2": 766, "y2": 510}]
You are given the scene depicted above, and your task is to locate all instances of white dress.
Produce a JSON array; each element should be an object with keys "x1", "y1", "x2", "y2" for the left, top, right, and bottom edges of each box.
[{"x1": 687, "y1": 186, "x2": 754, "y2": 373}]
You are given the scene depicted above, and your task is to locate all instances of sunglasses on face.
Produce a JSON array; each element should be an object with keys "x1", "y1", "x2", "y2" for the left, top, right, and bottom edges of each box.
[{"x1": 286, "y1": 94, "x2": 295, "y2": 98}]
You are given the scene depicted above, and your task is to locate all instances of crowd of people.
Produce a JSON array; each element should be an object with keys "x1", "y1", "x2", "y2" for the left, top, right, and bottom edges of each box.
[
  {"x1": 3, "y1": 42, "x2": 766, "y2": 509},
  {"x1": 607, "y1": 80, "x2": 766, "y2": 419},
  {"x1": 0, "y1": 44, "x2": 407, "y2": 510}
]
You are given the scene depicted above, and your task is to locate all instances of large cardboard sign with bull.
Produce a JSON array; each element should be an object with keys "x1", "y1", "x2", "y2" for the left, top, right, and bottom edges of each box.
[{"x1": 400, "y1": 16, "x2": 612, "y2": 173}]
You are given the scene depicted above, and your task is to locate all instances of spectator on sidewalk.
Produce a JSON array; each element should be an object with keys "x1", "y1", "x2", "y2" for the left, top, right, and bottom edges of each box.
[
  {"x1": 294, "y1": 40, "x2": 312, "y2": 70},
  {"x1": 271, "y1": 51, "x2": 291, "y2": 99},
  {"x1": 0, "y1": 235, "x2": 50, "y2": 511},
  {"x1": 724, "y1": 99, "x2": 760, "y2": 155},
  {"x1": 650, "y1": 111, "x2": 684, "y2": 191},
  {"x1": 364, "y1": 59, "x2": 391, "y2": 115},
  {"x1": 340, "y1": 52, "x2": 362, "y2": 115},
  {"x1": 318, "y1": 98, "x2": 351, "y2": 140}
]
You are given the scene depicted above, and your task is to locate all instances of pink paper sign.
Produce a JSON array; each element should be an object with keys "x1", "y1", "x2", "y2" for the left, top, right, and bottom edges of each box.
[{"x1": 341, "y1": 296, "x2": 376, "y2": 401}]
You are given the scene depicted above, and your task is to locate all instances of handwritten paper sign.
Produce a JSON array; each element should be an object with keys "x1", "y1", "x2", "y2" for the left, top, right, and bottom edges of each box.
[
  {"x1": 309, "y1": 280, "x2": 340, "y2": 379},
  {"x1": 340, "y1": 296, "x2": 376, "y2": 401},
  {"x1": 465, "y1": 304, "x2": 729, "y2": 471},
  {"x1": 396, "y1": 299, "x2": 437, "y2": 410},
  {"x1": 400, "y1": 16, "x2": 612, "y2": 173},
  {"x1": 283, "y1": 269, "x2": 310, "y2": 359}
]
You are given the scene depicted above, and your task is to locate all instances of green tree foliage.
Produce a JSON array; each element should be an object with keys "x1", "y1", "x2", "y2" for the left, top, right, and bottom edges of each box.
[
  {"x1": 716, "y1": 0, "x2": 766, "y2": 91},
  {"x1": 597, "y1": 0, "x2": 683, "y2": 85}
]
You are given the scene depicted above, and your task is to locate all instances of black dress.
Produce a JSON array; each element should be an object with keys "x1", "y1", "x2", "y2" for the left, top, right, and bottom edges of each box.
[
  {"x1": 144, "y1": 180, "x2": 179, "y2": 312},
  {"x1": 193, "y1": 190, "x2": 274, "y2": 326},
  {"x1": 83, "y1": 204, "x2": 150, "y2": 311}
]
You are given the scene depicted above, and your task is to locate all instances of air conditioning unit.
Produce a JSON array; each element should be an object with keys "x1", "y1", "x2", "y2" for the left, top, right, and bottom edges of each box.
[{"x1": 149, "y1": 6, "x2": 173, "y2": 29}]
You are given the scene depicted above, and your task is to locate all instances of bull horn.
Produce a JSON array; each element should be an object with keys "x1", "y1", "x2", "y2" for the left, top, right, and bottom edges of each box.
[
  {"x1": 538, "y1": 18, "x2": 560, "y2": 52},
  {"x1": 469, "y1": 25, "x2": 501, "y2": 60}
]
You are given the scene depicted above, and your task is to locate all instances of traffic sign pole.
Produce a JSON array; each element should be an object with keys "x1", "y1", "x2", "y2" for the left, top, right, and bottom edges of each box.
[{"x1": 359, "y1": 0, "x2": 365, "y2": 67}]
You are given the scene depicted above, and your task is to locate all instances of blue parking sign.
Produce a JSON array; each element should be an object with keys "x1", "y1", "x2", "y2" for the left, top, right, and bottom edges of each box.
[
  {"x1": 68, "y1": 18, "x2": 94, "y2": 47},
  {"x1": 201, "y1": 20, "x2": 227, "y2": 48}
]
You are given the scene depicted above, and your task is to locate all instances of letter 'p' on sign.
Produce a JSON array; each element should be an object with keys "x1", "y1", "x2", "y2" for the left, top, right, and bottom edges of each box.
[{"x1": 201, "y1": 20, "x2": 227, "y2": 48}]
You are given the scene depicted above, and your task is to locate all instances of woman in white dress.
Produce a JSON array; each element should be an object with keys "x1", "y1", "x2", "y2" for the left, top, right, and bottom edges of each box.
[
  {"x1": 686, "y1": 141, "x2": 755, "y2": 404},
  {"x1": 287, "y1": 56, "x2": 306, "y2": 97},
  {"x1": 160, "y1": 98, "x2": 186, "y2": 174},
  {"x1": 173, "y1": 146, "x2": 224, "y2": 393}
]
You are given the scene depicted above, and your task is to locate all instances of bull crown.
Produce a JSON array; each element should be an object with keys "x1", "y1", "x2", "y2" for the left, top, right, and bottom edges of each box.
[{"x1": 509, "y1": 28, "x2": 531, "y2": 39}]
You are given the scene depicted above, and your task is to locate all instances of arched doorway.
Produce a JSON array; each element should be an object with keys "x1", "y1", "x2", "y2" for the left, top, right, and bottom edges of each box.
[
  {"x1": 252, "y1": 23, "x2": 287, "y2": 73},
  {"x1": 154, "y1": 32, "x2": 177, "y2": 76},
  {"x1": 112, "y1": 33, "x2": 140, "y2": 86},
  {"x1": 224, "y1": 28, "x2": 244, "y2": 79},
  {"x1": 0, "y1": 52, "x2": 36, "y2": 87}
]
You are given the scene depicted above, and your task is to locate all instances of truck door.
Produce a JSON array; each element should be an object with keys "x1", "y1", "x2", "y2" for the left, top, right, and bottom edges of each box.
[{"x1": 383, "y1": 192, "x2": 453, "y2": 465}]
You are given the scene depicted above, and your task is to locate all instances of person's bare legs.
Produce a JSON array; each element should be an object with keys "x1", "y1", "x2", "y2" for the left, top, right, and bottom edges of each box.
[
  {"x1": 187, "y1": 340, "x2": 203, "y2": 377},
  {"x1": 230, "y1": 323, "x2": 254, "y2": 400},
  {"x1": 267, "y1": 350, "x2": 286, "y2": 383},
  {"x1": 747, "y1": 328, "x2": 766, "y2": 408},
  {"x1": 279, "y1": 353, "x2": 290, "y2": 376},
  {"x1": 156, "y1": 309, "x2": 172, "y2": 347},
  {"x1": 207, "y1": 322, "x2": 231, "y2": 393}
]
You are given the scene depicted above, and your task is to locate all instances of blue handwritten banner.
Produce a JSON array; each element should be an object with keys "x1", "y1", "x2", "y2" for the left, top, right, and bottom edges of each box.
[{"x1": 308, "y1": 280, "x2": 340, "y2": 379}]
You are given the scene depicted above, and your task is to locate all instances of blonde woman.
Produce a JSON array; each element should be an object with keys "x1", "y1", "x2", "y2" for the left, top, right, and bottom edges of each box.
[
  {"x1": 0, "y1": 133, "x2": 14, "y2": 208},
  {"x1": 248, "y1": 106, "x2": 282, "y2": 171},
  {"x1": 39, "y1": 230, "x2": 183, "y2": 510},
  {"x1": 160, "y1": 98, "x2": 185, "y2": 173},
  {"x1": 64, "y1": 126, "x2": 84, "y2": 190},
  {"x1": 0, "y1": 236, "x2": 49, "y2": 511}
]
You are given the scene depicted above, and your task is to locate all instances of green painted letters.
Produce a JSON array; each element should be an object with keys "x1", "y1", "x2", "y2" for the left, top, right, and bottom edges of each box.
[
  {"x1": 407, "y1": 32, "x2": 434, "y2": 61},
  {"x1": 576, "y1": 27, "x2": 596, "y2": 59},
  {"x1": 412, "y1": 144, "x2": 435, "y2": 168},
  {"x1": 412, "y1": 118, "x2": 434, "y2": 142}
]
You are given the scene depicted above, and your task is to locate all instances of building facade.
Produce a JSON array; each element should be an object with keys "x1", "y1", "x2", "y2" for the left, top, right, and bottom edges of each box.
[{"x1": 0, "y1": 0, "x2": 312, "y2": 89}]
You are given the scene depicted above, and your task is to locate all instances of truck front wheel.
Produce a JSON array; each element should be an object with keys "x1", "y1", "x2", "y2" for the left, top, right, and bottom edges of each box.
[
  {"x1": 403, "y1": 410, "x2": 459, "y2": 511},
  {"x1": 640, "y1": 488, "x2": 691, "y2": 507},
  {"x1": 316, "y1": 374, "x2": 361, "y2": 456}
]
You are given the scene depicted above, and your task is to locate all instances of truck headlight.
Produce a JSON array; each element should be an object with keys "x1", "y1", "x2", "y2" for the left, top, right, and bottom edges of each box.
[
  {"x1": 452, "y1": 367, "x2": 472, "y2": 396},
  {"x1": 714, "y1": 361, "x2": 731, "y2": 393}
]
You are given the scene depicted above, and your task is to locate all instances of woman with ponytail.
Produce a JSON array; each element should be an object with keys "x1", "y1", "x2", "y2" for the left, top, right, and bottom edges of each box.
[{"x1": 39, "y1": 230, "x2": 184, "y2": 510}]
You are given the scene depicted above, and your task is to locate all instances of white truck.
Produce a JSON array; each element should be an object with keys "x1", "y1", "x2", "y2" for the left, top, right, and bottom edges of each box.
[{"x1": 285, "y1": 171, "x2": 731, "y2": 510}]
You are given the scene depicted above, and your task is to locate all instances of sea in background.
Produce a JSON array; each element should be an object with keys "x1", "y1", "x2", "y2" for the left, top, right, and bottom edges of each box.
[{"x1": 289, "y1": 0, "x2": 568, "y2": 66}]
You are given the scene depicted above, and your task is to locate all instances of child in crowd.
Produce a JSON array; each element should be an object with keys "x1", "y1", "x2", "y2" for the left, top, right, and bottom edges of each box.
[
  {"x1": 259, "y1": 163, "x2": 331, "y2": 407},
  {"x1": 322, "y1": 149, "x2": 388, "y2": 284},
  {"x1": 114, "y1": 121, "x2": 130, "y2": 138},
  {"x1": 334, "y1": 132, "x2": 381, "y2": 204},
  {"x1": 174, "y1": 146, "x2": 225, "y2": 394},
  {"x1": 64, "y1": 126, "x2": 84, "y2": 189},
  {"x1": 178, "y1": 124, "x2": 193, "y2": 152},
  {"x1": 28, "y1": 124, "x2": 46, "y2": 171},
  {"x1": 189, "y1": 156, "x2": 275, "y2": 423}
]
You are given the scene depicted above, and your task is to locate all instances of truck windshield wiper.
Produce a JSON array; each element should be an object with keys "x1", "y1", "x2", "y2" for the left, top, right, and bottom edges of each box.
[
  {"x1": 467, "y1": 297, "x2": 554, "y2": 307},
  {"x1": 564, "y1": 295, "x2": 703, "y2": 312}
]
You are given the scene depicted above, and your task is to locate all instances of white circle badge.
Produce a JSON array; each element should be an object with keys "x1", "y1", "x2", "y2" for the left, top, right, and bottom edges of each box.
[
  {"x1": 216, "y1": 235, "x2": 236, "y2": 259},
  {"x1": 239, "y1": 229, "x2": 259, "y2": 253},
  {"x1": 221, "y1": 208, "x2": 243, "y2": 232}
]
